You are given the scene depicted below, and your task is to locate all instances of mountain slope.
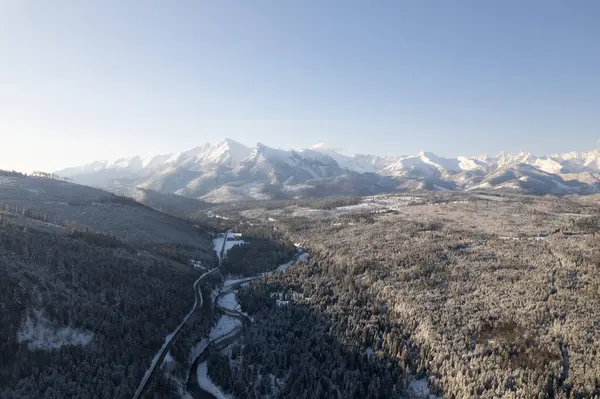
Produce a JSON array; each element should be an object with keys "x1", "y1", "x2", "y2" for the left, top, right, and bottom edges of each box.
[
  {"x1": 468, "y1": 163, "x2": 584, "y2": 195},
  {"x1": 56, "y1": 139, "x2": 600, "y2": 200},
  {"x1": 164, "y1": 138, "x2": 252, "y2": 171},
  {"x1": 0, "y1": 170, "x2": 218, "y2": 399},
  {"x1": 235, "y1": 143, "x2": 344, "y2": 185},
  {"x1": 0, "y1": 172, "x2": 215, "y2": 249},
  {"x1": 310, "y1": 143, "x2": 400, "y2": 173},
  {"x1": 132, "y1": 187, "x2": 211, "y2": 217}
]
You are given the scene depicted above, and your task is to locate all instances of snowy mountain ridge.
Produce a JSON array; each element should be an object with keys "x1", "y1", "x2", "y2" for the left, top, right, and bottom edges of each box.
[{"x1": 56, "y1": 138, "x2": 600, "y2": 201}]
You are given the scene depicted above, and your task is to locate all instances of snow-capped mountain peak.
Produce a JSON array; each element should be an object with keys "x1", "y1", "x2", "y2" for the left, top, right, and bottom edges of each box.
[
  {"x1": 110, "y1": 154, "x2": 172, "y2": 171},
  {"x1": 56, "y1": 141, "x2": 600, "y2": 201},
  {"x1": 310, "y1": 144, "x2": 398, "y2": 173},
  {"x1": 166, "y1": 138, "x2": 251, "y2": 170},
  {"x1": 311, "y1": 142, "x2": 329, "y2": 150},
  {"x1": 418, "y1": 151, "x2": 461, "y2": 172}
]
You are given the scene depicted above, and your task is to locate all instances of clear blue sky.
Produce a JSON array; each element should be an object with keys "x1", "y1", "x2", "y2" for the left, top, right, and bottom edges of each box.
[{"x1": 1, "y1": 1, "x2": 599, "y2": 172}]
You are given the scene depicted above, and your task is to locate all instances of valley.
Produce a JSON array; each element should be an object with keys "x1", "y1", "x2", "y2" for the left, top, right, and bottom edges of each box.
[
  {"x1": 5, "y1": 2, "x2": 600, "y2": 398},
  {"x1": 3, "y1": 171, "x2": 600, "y2": 398},
  {"x1": 187, "y1": 192, "x2": 600, "y2": 398}
]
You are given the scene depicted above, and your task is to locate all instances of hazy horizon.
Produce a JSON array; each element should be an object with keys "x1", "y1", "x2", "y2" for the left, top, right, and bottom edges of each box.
[{"x1": 2, "y1": 1, "x2": 599, "y2": 173}]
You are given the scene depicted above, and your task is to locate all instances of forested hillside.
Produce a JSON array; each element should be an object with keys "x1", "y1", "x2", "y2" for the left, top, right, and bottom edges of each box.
[
  {"x1": 0, "y1": 173, "x2": 216, "y2": 249},
  {"x1": 5, "y1": 171, "x2": 600, "y2": 398},
  {"x1": 0, "y1": 173, "x2": 220, "y2": 398},
  {"x1": 205, "y1": 194, "x2": 600, "y2": 398},
  {"x1": 221, "y1": 224, "x2": 296, "y2": 276},
  {"x1": 0, "y1": 218, "x2": 217, "y2": 398}
]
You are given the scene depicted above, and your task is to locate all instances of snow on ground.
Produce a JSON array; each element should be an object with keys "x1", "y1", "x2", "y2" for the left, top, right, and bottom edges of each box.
[
  {"x1": 334, "y1": 202, "x2": 388, "y2": 213},
  {"x1": 202, "y1": 183, "x2": 272, "y2": 203},
  {"x1": 218, "y1": 292, "x2": 240, "y2": 311},
  {"x1": 331, "y1": 196, "x2": 416, "y2": 216},
  {"x1": 277, "y1": 259, "x2": 295, "y2": 272},
  {"x1": 209, "y1": 316, "x2": 242, "y2": 342},
  {"x1": 499, "y1": 235, "x2": 549, "y2": 241},
  {"x1": 164, "y1": 352, "x2": 175, "y2": 363},
  {"x1": 161, "y1": 351, "x2": 176, "y2": 371},
  {"x1": 273, "y1": 249, "x2": 310, "y2": 273},
  {"x1": 213, "y1": 232, "x2": 246, "y2": 260},
  {"x1": 271, "y1": 291, "x2": 311, "y2": 305},
  {"x1": 196, "y1": 250, "x2": 312, "y2": 396},
  {"x1": 213, "y1": 235, "x2": 226, "y2": 259},
  {"x1": 222, "y1": 277, "x2": 256, "y2": 291},
  {"x1": 290, "y1": 207, "x2": 330, "y2": 218},
  {"x1": 190, "y1": 338, "x2": 210, "y2": 362},
  {"x1": 17, "y1": 309, "x2": 94, "y2": 350},
  {"x1": 206, "y1": 211, "x2": 230, "y2": 220},
  {"x1": 499, "y1": 236, "x2": 519, "y2": 240},
  {"x1": 408, "y1": 377, "x2": 440, "y2": 399},
  {"x1": 197, "y1": 362, "x2": 232, "y2": 399},
  {"x1": 298, "y1": 253, "x2": 310, "y2": 263},
  {"x1": 223, "y1": 239, "x2": 246, "y2": 254}
]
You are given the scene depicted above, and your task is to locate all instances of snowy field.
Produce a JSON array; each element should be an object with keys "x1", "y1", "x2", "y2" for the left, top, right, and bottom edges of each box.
[
  {"x1": 213, "y1": 232, "x2": 246, "y2": 261},
  {"x1": 218, "y1": 291, "x2": 241, "y2": 312},
  {"x1": 161, "y1": 352, "x2": 176, "y2": 372},
  {"x1": 252, "y1": 195, "x2": 420, "y2": 220},
  {"x1": 234, "y1": 195, "x2": 424, "y2": 221},
  {"x1": 197, "y1": 362, "x2": 232, "y2": 399},
  {"x1": 209, "y1": 316, "x2": 242, "y2": 342},
  {"x1": 333, "y1": 202, "x2": 389, "y2": 213},
  {"x1": 332, "y1": 195, "x2": 417, "y2": 214}
]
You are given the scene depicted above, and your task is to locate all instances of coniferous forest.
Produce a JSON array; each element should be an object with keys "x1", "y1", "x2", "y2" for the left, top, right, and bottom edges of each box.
[
  {"x1": 3, "y1": 188, "x2": 600, "y2": 399},
  {"x1": 203, "y1": 194, "x2": 600, "y2": 398},
  {"x1": 0, "y1": 217, "x2": 216, "y2": 398}
]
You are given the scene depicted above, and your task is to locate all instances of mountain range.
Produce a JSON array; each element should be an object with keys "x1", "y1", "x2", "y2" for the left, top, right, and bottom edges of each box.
[{"x1": 56, "y1": 139, "x2": 600, "y2": 202}]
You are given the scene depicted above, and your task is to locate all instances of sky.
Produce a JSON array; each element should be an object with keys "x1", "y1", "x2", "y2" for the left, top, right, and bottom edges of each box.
[{"x1": 1, "y1": 1, "x2": 599, "y2": 172}]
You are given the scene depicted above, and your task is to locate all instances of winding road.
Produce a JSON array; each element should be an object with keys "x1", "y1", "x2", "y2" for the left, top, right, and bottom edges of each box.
[
  {"x1": 132, "y1": 231, "x2": 231, "y2": 399},
  {"x1": 135, "y1": 231, "x2": 302, "y2": 399}
]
